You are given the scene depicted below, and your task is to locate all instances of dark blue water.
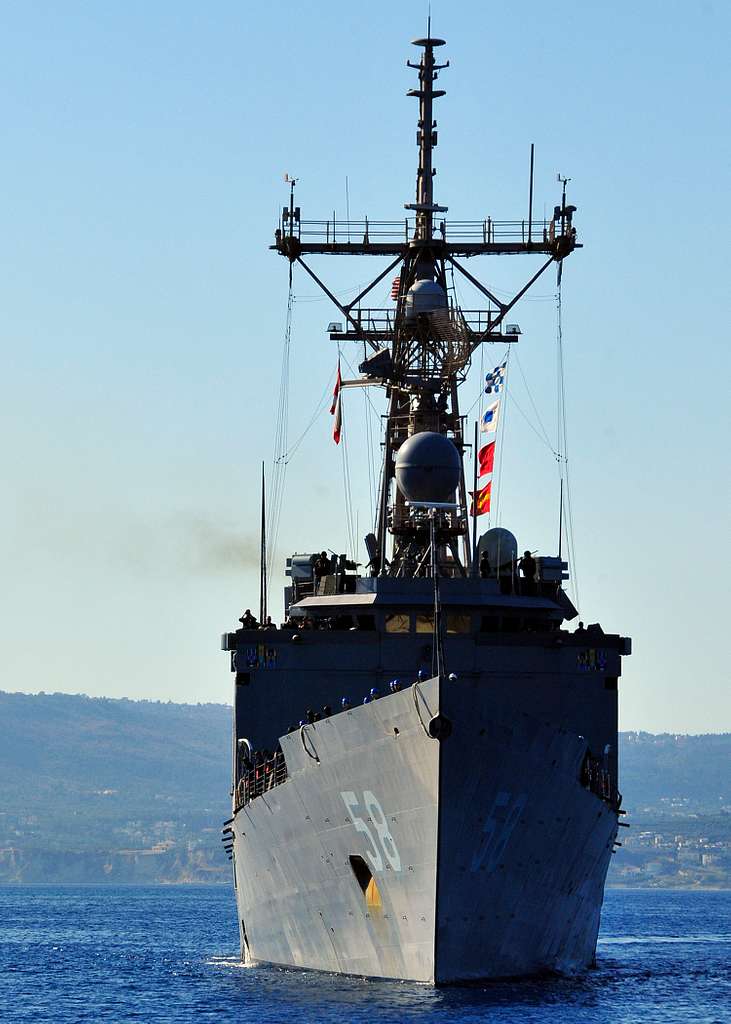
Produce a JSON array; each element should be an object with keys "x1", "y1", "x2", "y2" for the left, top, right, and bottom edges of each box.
[{"x1": 1, "y1": 887, "x2": 728, "y2": 1023}]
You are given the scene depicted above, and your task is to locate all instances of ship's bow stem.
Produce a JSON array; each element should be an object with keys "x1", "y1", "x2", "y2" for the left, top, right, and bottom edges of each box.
[{"x1": 433, "y1": 679, "x2": 617, "y2": 981}]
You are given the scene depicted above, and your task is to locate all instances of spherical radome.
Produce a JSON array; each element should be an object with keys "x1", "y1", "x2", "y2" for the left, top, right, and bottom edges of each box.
[
  {"x1": 394, "y1": 431, "x2": 461, "y2": 503},
  {"x1": 403, "y1": 279, "x2": 447, "y2": 322},
  {"x1": 479, "y1": 527, "x2": 518, "y2": 569}
]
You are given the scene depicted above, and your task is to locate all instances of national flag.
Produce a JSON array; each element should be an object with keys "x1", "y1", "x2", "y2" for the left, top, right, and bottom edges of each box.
[
  {"x1": 484, "y1": 360, "x2": 507, "y2": 394},
  {"x1": 480, "y1": 399, "x2": 500, "y2": 432},
  {"x1": 469, "y1": 480, "x2": 492, "y2": 517},
  {"x1": 478, "y1": 441, "x2": 495, "y2": 477},
  {"x1": 332, "y1": 394, "x2": 342, "y2": 445},
  {"x1": 330, "y1": 360, "x2": 343, "y2": 444},
  {"x1": 390, "y1": 275, "x2": 401, "y2": 300},
  {"x1": 329, "y1": 361, "x2": 341, "y2": 415}
]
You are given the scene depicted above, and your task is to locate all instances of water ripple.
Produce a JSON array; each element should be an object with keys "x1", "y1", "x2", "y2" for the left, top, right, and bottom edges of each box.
[{"x1": 0, "y1": 886, "x2": 728, "y2": 1024}]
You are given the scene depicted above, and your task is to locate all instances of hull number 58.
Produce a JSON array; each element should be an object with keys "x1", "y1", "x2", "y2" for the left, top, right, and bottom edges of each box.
[{"x1": 340, "y1": 790, "x2": 401, "y2": 872}]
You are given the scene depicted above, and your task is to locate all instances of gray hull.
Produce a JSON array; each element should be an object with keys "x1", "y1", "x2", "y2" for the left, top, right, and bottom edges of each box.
[{"x1": 232, "y1": 675, "x2": 617, "y2": 983}]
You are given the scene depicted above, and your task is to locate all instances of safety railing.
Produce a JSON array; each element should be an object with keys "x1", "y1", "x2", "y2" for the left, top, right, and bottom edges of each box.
[
  {"x1": 332, "y1": 308, "x2": 500, "y2": 335},
  {"x1": 581, "y1": 753, "x2": 619, "y2": 809},
  {"x1": 300, "y1": 219, "x2": 413, "y2": 243},
  {"x1": 282, "y1": 217, "x2": 556, "y2": 245},
  {"x1": 235, "y1": 751, "x2": 287, "y2": 811}
]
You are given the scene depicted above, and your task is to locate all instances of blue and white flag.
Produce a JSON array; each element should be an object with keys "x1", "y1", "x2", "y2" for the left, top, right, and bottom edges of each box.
[
  {"x1": 480, "y1": 399, "x2": 500, "y2": 432},
  {"x1": 485, "y1": 360, "x2": 507, "y2": 394}
]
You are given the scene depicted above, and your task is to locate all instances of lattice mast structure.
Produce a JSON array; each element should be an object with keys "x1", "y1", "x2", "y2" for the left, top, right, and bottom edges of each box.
[{"x1": 273, "y1": 35, "x2": 578, "y2": 580}]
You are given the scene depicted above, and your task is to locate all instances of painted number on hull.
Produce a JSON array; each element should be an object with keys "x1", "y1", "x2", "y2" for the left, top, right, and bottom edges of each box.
[
  {"x1": 340, "y1": 790, "x2": 402, "y2": 872},
  {"x1": 471, "y1": 791, "x2": 527, "y2": 874}
]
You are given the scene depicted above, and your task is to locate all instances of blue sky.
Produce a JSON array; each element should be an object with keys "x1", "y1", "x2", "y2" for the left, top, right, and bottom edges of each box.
[{"x1": 1, "y1": 1, "x2": 728, "y2": 732}]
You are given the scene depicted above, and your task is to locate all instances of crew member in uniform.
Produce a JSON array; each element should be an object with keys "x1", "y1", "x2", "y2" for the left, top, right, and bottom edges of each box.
[
  {"x1": 313, "y1": 551, "x2": 329, "y2": 590},
  {"x1": 519, "y1": 550, "x2": 537, "y2": 595}
]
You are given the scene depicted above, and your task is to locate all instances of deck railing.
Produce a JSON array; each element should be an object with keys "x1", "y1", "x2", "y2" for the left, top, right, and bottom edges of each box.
[
  {"x1": 235, "y1": 751, "x2": 287, "y2": 811},
  {"x1": 581, "y1": 753, "x2": 619, "y2": 809}
]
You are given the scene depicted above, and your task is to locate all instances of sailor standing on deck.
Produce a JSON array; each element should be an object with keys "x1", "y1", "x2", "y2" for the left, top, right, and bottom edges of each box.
[
  {"x1": 313, "y1": 551, "x2": 329, "y2": 585},
  {"x1": 519, "y1": 551, "x2": 537, "y2": 595}
]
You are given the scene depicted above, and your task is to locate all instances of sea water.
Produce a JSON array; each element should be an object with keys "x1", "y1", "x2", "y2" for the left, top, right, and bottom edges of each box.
[{"x1": 0, "y1": 886, "x2": 728, "y2": 1023}]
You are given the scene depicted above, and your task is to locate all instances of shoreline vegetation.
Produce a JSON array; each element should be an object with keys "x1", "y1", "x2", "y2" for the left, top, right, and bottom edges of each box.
[{"x1": 0, "y1": 691, "x2": 728, "y2": 887}]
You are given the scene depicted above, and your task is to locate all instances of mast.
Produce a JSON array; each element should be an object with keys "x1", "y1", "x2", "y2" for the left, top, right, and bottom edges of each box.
[
  {"x1": 405, "y1": 35, "x2": 448, "y2": 242},
  {"x1": 259, "y1": 462, "x2": 267, "y2": 625},
  {"x1": 272, "y1": 33, "x2": 579, "y2": 582}
]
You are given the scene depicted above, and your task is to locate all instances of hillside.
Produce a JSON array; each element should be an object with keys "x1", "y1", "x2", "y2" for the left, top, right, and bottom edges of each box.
[
  {"x1": 0, "y1": 691, "x2": 728, "y2": 885},
  {"x1": 0, "y1": 691, "x2": 230, "y2": 882},
  {"x1": 620, "y1": 731, "x2": 730, "y2": 813}
]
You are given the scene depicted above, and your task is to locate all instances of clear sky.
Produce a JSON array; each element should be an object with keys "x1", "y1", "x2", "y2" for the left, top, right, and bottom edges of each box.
[{"x1": 1, "y1": 1, "x2": 728, "y2": 733}]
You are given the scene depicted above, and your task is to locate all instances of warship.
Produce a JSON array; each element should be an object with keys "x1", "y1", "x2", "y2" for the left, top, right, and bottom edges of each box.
[{"x1": 220, "y1": 33, "x2": 631, "y2": 984}]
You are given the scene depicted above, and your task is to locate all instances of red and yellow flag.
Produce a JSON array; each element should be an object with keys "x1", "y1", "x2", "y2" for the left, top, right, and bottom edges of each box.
[
  {"x1": 477, "y1": 441, "x2": 495, "y2": 477},
  {"x1": 469, "y1": 480, "x2": 491, "y2": 517}
]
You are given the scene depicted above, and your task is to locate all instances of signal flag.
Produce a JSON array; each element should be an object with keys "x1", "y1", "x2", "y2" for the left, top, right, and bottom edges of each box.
[
  {"x1": 478, "y1": 441, "x2": 495, "y2": 477},
  {"x1": 469, "y1": 481, "x2": 492, "y2": 517},
  {"x1": 480, "y1": 399, "x2": 500, "y2": 433}
]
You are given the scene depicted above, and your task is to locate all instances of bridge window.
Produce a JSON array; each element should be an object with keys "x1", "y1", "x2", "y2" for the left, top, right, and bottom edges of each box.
[
  {"x1": 385, "y1": 613, "x2": 410, "y2": 633},
  {"x1": 446, "y1": 613, "x2": 471, "y2": 634},
  {"x1": 415, "y1": 613, "x2": 435, "y2": 633}
]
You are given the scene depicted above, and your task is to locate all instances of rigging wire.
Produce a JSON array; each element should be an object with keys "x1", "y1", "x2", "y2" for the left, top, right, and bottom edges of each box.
[
  {"x1": 282, "y1": 368, "x2": 335, "y2": 462},
  {"x1": 267, "y1": 283, "x2": 294, "y2": 592},
  {"x1": 341, "y1": 426, "x2": 357, "y2": 558},
  {"x1": 338, "y1": 349, "x2": 382, "y2": 554},
  {"x1": 513, "y1": 350, "x2": 554, "y2": 450},
  {"x1": 506, "y1": 390, "x2": 560, "y2": 455},
  {"x1": 556, "y1": 277, "x2": 580, "y2": 610},
  {"x1": 373, "y1": 441, "x2": 386, "y2": 536},
  {"x1": 292, "y1": 278, "x2": 373, "y2": 302},
  {"x1": 339, "y1": 351, "x2": 382, "y2": 425},
  {"x1": 464, "y1": 345, "x2": 510, "y2": 418},
  {"x1": 492, "y1": 351, "x2": 510, "y2": 528},
  {"x1": 337, "y1": 344, "x2": 357, "y2": 558},
  {"x1": 363, "y1": 369, "x2": 376, "y2": 523},
  {"x1": 475, "y1": 314, "x2": 486, "y2": 526}
]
